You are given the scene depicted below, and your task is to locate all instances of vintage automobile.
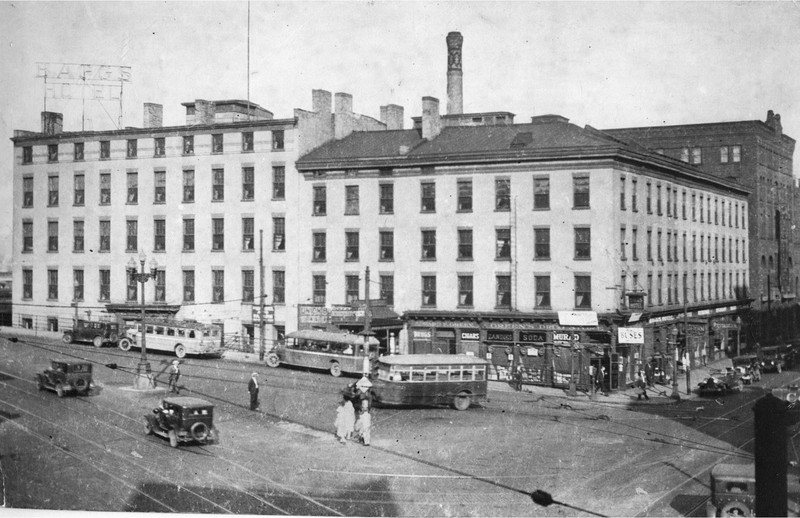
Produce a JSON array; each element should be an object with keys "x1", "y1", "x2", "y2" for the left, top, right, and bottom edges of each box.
[
  {"x1": 144, "y1": 397, "x2": 219, "y2": 448},
  {"x1": 698, "y1": 368, "x2": 743, "y2": 396},
  {"x1": 731, "y1": 355, "x2": 760, "y2": 384},
  {"x1": 36, "y1": 360, "x2": 93, "y2": 397},
  {"x1": 707, "y1": 462, "x2": 800, "y2": 517},
  {"x1": 62, "y1": 319, "x2": 120, "y2": 348},
  {"x1": 759, "y1": 345, "x2": 786, "y2": 373}
]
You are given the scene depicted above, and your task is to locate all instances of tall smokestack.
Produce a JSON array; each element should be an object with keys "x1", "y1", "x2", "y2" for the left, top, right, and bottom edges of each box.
[{"x1": 446, "y1": 31, "x2": 463, "y2": 115}]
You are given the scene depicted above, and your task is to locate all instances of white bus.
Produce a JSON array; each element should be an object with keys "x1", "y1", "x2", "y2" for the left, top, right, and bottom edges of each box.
[{"x1": 118, "y1": 320, "x2": 223, "y2": 358}]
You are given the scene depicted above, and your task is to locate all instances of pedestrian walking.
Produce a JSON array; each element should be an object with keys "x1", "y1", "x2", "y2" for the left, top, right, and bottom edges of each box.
[
  {"x1": 355, "y1": 375, "x2": 373, "y2": 411},
  {"x1": 168, "y1": 360, "x2": 181, "y2": 394},
  {"x1": 355, "y1": 402, "x2": 371, "y2": 446},
  {"x1": 596, "y1": 365, "x2": 607, "y2": 395},
  {"x1": 334, "y1": 397, "x2": 356, "y2": 443},
  {"x1": 644, "y1": 360, "x2": 654, "y2": 387},
  {"x1": 634, "y1": 371, "x2": 649, "y2": 401},
  {"x1": 248, "y1": 372, "x2": 260, "y2": 411}
]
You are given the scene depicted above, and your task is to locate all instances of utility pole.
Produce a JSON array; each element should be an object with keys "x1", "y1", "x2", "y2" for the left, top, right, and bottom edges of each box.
[
  {"x1": 684, "y1": 282, "x2": 692, "y2": 395},
  {"x1": 259, "y1": 229, "x2": 265, "y2": 360},
  {"x1": 362, "y1": 266, "x2": 373, "y2": 376}
]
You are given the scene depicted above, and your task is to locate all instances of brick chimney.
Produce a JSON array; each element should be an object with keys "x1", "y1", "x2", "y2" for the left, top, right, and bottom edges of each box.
[
  {"x1": 143, "y1": 103, "x2": 163, "y2": 128},
  {"x1": 421, "y1": 97, "x2": 441, "y2": 140},
  {"x1": 380, "y1": 104, "x2": 405, "y2": 130},
  {"x1": 335, "y1": 92, "x2": 353, "y2": 115},
  {"x1": 41, "y1": 111, "x2": 63, "y2": 135},
  {"x1": 313, "y1": 89, "x2": 332, "y2": 115},
  {"x1": 766, "y1": 109, "x2": 783, "y2": 137},
  {"x1": 195, "y1": 99, "x2": 215, "y2": 125},
  {"x1": 446, "y1": 31, "x2": 464, "y2": 115}
]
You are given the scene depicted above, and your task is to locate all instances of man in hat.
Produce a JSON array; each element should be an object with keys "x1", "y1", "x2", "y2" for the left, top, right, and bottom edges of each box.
[
  {"x1": 168, "y1": 360, "x2": 181, "y2": 394},
  {"x1": 355, "y1": 375, "x2": 373, "y2": 412},
  {"x1": 248, "y1": 372, "x2": 260, "y2": 411}
]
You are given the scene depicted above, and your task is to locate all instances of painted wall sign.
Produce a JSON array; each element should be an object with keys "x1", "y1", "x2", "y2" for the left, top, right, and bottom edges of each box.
[
  {"x1": 412, "y1": 328, "x2": 432, "y2": 339},
  {"x1": 552, "y1": 332, "x2": 580, "y2": 342},
  {"x1": 461, "y1": 330, "x2": 480, "y2": 341},
  {"x1": 486, "y1": 330, "x2": 514, "y2": 342},
  {"x1": 519, "y1": 331, "x2": 547, "y2": 343}
]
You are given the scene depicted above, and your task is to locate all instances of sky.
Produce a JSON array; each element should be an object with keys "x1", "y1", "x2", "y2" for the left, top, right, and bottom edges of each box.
[{"x1": 1, "y1": 0, "x2": 800, "y2": 269}]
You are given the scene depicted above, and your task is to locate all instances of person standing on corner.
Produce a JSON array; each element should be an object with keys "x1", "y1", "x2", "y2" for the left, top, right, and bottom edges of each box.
[
  {"x1": 634, "y1": 371, "x2": 649, "y2": 401},
  {"x1": 168, "y1": 360, "x2": 181, "y2": 394},
  {"x1": 355, "y1": 400, "x2": 371, "y2": 446},
  {"x1": 248, "y1": 372, "x2": 260, "y2": 411}
]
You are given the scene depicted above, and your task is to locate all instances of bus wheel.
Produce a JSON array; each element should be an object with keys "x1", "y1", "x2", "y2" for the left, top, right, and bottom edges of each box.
[
  {"x1": 330, "y1": 362, "x2": 342, "y2": 377},
  {"x1": 266, "y1": 353, "x2": 280, "y2": 368},
  {"x1": 174, "y1": 344, "x2": 186, "y2": 358},
  {"x1": 720, "y1": 501, "x2": 750, "y2": 516},
  {"x1": 453, "y1": 392, "x2": 471, "y2": 411},
  {"x1": 92, "y1": 336, "x2": 104, "y2": 348},
  {"x1": 118, "y1": 338, "x2": 132, "y2": 351}
]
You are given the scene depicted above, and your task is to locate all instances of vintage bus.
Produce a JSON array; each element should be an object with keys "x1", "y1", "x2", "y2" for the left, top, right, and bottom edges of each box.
[
  {"x1": 118, "y1": 320, "x2": 223, "y2": 358},
  {"x1": 370, "y1": 354, "x2": 489, "y2": 410},
  {"x1": 265, "y1": 329, "x2": 379, "y2": 377}
]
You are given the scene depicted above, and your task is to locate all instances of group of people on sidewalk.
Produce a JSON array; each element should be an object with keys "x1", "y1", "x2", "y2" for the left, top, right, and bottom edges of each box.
[{"x1": 334, "y1": 376, "x2": 373, "y2": 446}]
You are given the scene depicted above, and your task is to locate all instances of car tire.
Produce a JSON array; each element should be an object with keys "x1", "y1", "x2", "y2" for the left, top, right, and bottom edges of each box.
[
  {"x1": 92, "y1": 336, "x2": 104, "y2": 348},
  {"x1": 330, "y1": 362, "x2": 342, "y2": 377},
  {"x1": 191, "y1": 422, "x2": 209, "y2": 441},
  {"x1": 266, "y1": 352, "x2": 280, "y2": 368},
  {"x1": 55, "y1": 384, "x2": 65, "y2": 398},
  {"x1": 118, "y1": 338, "x2": 132, "y2": 351},
  {"x1": 720, "y1": 500, "x2": 751, "y2": 516},
  {"x1": 108, "y1": 333, "x2": 119, "y2": 344},
  {"x1": 145, "y1": 419, "x2": 154, "y2": 435},
  {"x1": 168, "y1": 429, "x2": 178, "y2": 448},
  {"x1": 174, "y1": 344, "x2": 186, "y2": 358},
  {"x1": 453, "y1": 392, "x2": 471, "y2": 411},
  {"x1": 62, "y1": 332, "x2": 73, "y2": 344},
  {"x1": 74, "y1": 378, "x2": 88, "y2": 393}
]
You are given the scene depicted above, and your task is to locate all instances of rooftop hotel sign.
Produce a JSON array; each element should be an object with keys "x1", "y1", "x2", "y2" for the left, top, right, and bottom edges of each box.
[{"x1": 37, "y1": 62, "x2": 131, "y2": 100}]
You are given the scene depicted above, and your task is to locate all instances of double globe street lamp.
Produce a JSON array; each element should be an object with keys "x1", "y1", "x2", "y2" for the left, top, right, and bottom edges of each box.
[{"x1": 128, "y1": 252, "x2": 158, "y2": 390}]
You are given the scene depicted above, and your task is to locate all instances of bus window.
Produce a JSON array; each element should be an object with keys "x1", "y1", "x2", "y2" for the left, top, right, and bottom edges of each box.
[
  {"x1": 146, "y1": 325, "x2": 154, "y2": 334},
  {"x1": 188, "y1": 330, "x2": 196, "y2": 338},
  {"x1": 475, "y1": 367, "x2": 485, "y2": 380},
  {"x1": 167, "y1": 327, "x2": 175, "y2": 336},
  {"x1": 449, "y1": 368, "x2": 461, "y2": 381},
  {"x1": 411, "y1": 369, "x2": 425, "y2": 382},
  {"x1": 462, "y1": 368, "x2": 474, "y2": 381},
  {"x1": 424, "y1": 367, "x2": 437, "y2": 381},
  {"x1": 155, "y1": 326, "x2": 164, "y2": 335},
  {"x1": 437, "y1": 367, "x2": 449, "y2": 379},
  {"x1": 177, "y1": 329, "x2": 185, "y2": 337}
]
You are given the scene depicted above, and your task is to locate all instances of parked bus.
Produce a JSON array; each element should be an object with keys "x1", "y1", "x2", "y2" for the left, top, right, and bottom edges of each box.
[
  {"x1": 370, "y1": 354, "x2": 489, "y2": 410},
  {"x1": 265, "y1": 329, "x2": 379, "y2": 377},
  {"x1": 118, "y1": 319, "x2": 223, "y2": 358}
]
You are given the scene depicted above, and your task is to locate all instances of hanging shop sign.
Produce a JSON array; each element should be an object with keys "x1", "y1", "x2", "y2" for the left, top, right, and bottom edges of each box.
[
  {"x1": 552, "y1": 332, "x2": 581, "y2": 344},
  {"x1": 558, "y1": 311, "x2": 598, "y2": 326},
  {"x1": 460, "y1": 329, "x2": 481, "y2": 341},
  {"x1": 486, "y1": 330, "x2": 514, "y2": 342},
  {"x1": 618, "y1": 327, "x2": 644, "y2": 344},
  {"x1": 519, "y1": 331, "x2": 547, "y2": 343},
  {"x1": 412, "y1": 328, "x2": 432, "y2": 340}
]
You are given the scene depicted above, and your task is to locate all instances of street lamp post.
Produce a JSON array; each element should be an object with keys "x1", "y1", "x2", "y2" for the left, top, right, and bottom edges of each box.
[
  {"x1": 736, "y1": 316, "x2": 743, "y2": 357},
  {"x1": 670, "y1": 325, "x2": 680, "y2": 400},
  {"x1": 128, "y1": 252, "x2": 158, "y2": 390}
]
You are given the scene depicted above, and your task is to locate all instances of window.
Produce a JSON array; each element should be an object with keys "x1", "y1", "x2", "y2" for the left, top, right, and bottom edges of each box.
[
  {"x1": 48, "y1": 221, "x2": 58, "y2": 252},
  {"x1": 720, "y1": 146, "x2": 729, "y2": 163},
  {"x1": 657, "y1": 230, "x2": 663, "y2": 261},
  {"x1": 73, "y1": 220, "x2": 84, "y2": 252},
  {"x1": 620, "y1": 226, "x2": 626, "y2": 260},
  {"x1": 312, "y1": 232, "x2": 326, "y2": 261},
  {"x1": 656, "y1": 185, "x2": 662, "y2": 215},
  {"x1": 312, "y1": 274, "x2": 326, "y2": 305},
  {"x1": 22, "y1": 269, "x2": 33, "y2": 299},
  {"x1": 345, "y1": 185, "x2": 359, "y2": 214},
  {"x1": 48, "y1": 175, "x2": 59, "y2": 206},
  {"x1": 573, "y1": 176, "x2": 589, "y2": 208},
  {"x1": 48, "y1": 269, "x2": 58, "y2": 300},
  {"x1": 422, "y1": 275, "x2": 436, "y2": 306},
  {"x1": 345, "y1": 231, "x2": 359, "y2": 261},
  {"x1": 183, "y1": 270, "x2": 195, "y2": 302},
  {"x1": 691, "y1": 147, "x2": 702, "y2": 164},
  {"x1": 242, "y1": 270, "x2": 255, "y2": 303},
  {"x1": 100, "y1": 140, "x2": 110, "y2": 159},
  {"x1": 212, "y1": 218, "x2": 224, "y2": 250},
  {"x1": 154, "y1": 137, "x2": 165, "y2": 157},
  {"x1": 242, "y1": 131, "x2": 253, "y2": 152},
  {"x1": 346, "y1": 274, "x2": 360, "y2": 304},
  {"x1": 74, "y1": 142, "x2": 84, "y2": 161},
  {"x1": 183, "y1": 218, "x2": 194, "y2": 251},
  {"x1": 23, "y1": 146, "x2": 32, "y2": 164},
  {"x1": 574, "y1": 227, "x2": 591, "y2": 259},
  {"x1": 496, "y1": 275, "x2": 511, "y2": 308},
  {"x1": 154, "y1": 171, "x2": 166, "y2": 203},
  {"x1": 99, "y1": 220, "x2": 110, "y2": 252},
  {"x1": 154, "y1": 270, "x2": 166, "y2": 302},
  {"x1": 273, "y1": 166, "x2": 285, "y2": 200},
  {"x1": 457, "y1": 180, "x2": 473, "y2": 212},
  {"x1": 495, "y1": 178, "x2": 511, "y2": 211},
  {"x1": 242, "y1": 217, "x2": 254, "y2": 250},
  {"x1": 212, "y1": 134, "x2": 223, "y2": 153},
  {"x1": 241, "y1": 167, "x2": 254, "y2": 200},
  {"x1": 380, "y1": 275, "x2": 394, "y2": 306},
  {"x1": 732, "y1": 145, "x2": 741, "y2": 162},
  {"x1": 272, "y1": 130, "x2": 284, "y2": 150},
  {"x1": 273, "y1": 217, "x2": 285, "y2": 251},
  {"x1": 575, "y1": 275, "x2": 591, "y2": 308},
  {"x1": 535, "y1": 275, "x2": 550, "y2": 308},
  {"x1": 313, "y1": 185, "x2": 326, "y2": 215},
  {"x1": 212, "y1": 269, "x2": 225, "y2": 303},
  {"x1": 620, "y1": 176, "x2": 626, "y2": 210},
  {"x1": 534, "y1": 227, "x2": 550, "y2": 260},
  {"x1": 23, "y1": 177, "x2": 33, "y2": 207},
  {"x1": 126, "y1": 219, "x2": 137, "y2": 251},
  {"x1": 646, "y1": 182, "x2": 652, "y2": 214},
  {"x1": 22, "y1": 221, "x2": 33, "y2": 252},
  {"x1": 458, "y1": 275, "x2": 473, "y2": 307},
  {"x1": 99, "y1": 173, "x2": 111, "y2": 204},
  {"x1": 183, "y1": 169, "x2": 194, "y2": 203},
  {"x1": 380, "y1": 184, "x2": 394, "y2": 214},
  {"x1": 632, "y1": 227, "x2": 639, "y2": 260},
  {"x1": 154, "y1": 219, "x2": 166, "y2": 251},
  {"x1": 48, "y1": 144, "x2": 58, "y2": 162},
  {"x1": 666, "y1": 187, "x2": 671, "y2": 217},
  {"x1": 126, "y1": 139, "x2": 137, "y2": 158},
  {"x1": 99, "y1": 269, "x2": 110, "y2": 301},
  {"x1": 72, "y1": 174, "x2": 85, "y2": 206},
  {"x1": 212, "y1": 168, "x2": 224, "y2": 201},
  {"x1": 421, "y1": 230, "x2": 436, "y2": 260},
  {"x1": 183, "y1": 136, "x2": 194, "y2": 155},
  {"x1": 680, "y1": 147, "x2": 689, "y2": 163},
  {"x1": 631, "y1": 178, "x2": 638, "y2": 212},
  {"x1": 496, "y1": 228, "x2": 511, "y2": 259},
  {"x1": 458, "y1": 229, "x2": 473, "y2": 260},
  {"x1": 380, "y1": 231, "x2": 394, "y2": 260},
  {"x1": 421, "y1": 182, "x2": 435, "y2": 212},
  {"x1": 127, "y1": 272, "x2": 137, "y2": 302},
  {"x1": 127, "y1": 172, "x2": 138, "y2": 203}
]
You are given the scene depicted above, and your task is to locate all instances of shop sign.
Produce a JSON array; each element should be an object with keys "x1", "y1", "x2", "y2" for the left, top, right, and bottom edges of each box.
[
  {"x1": 412, "y1": 328, "x2": 432, "y2": 340},
  {"x1": 297, "y1": 305, "x2": 327, "y2": 326},
  {"x1": 519, "y1": 331, "x2": 546, "y2": 343},
  {"x1": 649, "y1": 315, "x2": 677, "y2": 324},
  {"x1": 618, "y1": 327, "x2": 644, "y2": 344},
  {"x1": 712, "y1": 319, "x2": 739, "y2": 331},
  {"x1": 329, "y1": 305, "x2": 365, "y2": 323},
  {"x1": 526, "y1": 347, "x2": 540, "y2": 357},
  {"x1": 558, "y1": 311, "x2": 598, "y2": 326},
  {"x1": 251, "y1": 305, "x2": 275, "y2": 324},
  {"x1": 553, "y1": 332, "x2": 580, "y2": 343},
  {"x1": 486, "y1": 330, "x2": 514, "y2": 342},
  {"x1": 436, "y1": 329, "x2": 456, "y2": 338},
  {"x1": 461, "y1": 329, "x2": 480, "y2": 341}
]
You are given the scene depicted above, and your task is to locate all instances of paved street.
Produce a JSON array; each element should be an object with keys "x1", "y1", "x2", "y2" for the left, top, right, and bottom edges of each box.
[{"x1": 2, "y1": 331, "x2": 799, "y2": 516}]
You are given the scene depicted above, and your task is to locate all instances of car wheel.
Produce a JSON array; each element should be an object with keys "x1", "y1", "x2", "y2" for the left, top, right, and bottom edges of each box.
[
  {"x1": 720, "y1": 500, "x2": 751, "y2": 516},
  {"x1": 191, "y1": 422, "x2": 209, "y2": 441},
  {"x1": 118, "y1": 338, "x2": 132, "y2": 351},
  {"x1": 55, "y1": 384, "x2": 65, "y2": 398},
  {"x1": 330, "y1": 362, "x2": 342, "y2": 377},
  {"x1": 36, "y1": 375, "x2": 44, "y2": 391},
  {"x1": 168, "y1": 430, "x2": 178, "y2": 448},
  {"x1": 453, "y1": 392, "x2": 471, "y2": 411},
  {"x1": 145, "y1": 419, "x2": 154, "y2": 435},
  {"x1": 266, "y1": 352, "x2": 280, "y2": 368},
  {"x1": 74, "y1": 378, "x2": 88, "y2": 393},
  {"x1": 108, "y1": 333, "x2": 119, "y2": 344},
  {"x1": 174, "y1": 344, "x2": 186, "y2": 358},
  {"x1": 92, "y1": 336, "x2": 104, "y2": 348},
  {"x1": 62, "y1": 332, "x2": 73, "y2": 344}
]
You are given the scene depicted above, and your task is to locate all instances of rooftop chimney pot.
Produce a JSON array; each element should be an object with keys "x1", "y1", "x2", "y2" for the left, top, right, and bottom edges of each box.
[
  {"x1": 41, "y1": 111, "x2": 63, "y2": 135},
  {"x1": 421, "y1": 96, "x2": 442, "y2": 140},
  {"x1": 143, "y1": 103, "x2": 163, "y2": 128},
  {"x1": 446, "y1": 31, "x2": 464, "y2": 115}
]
